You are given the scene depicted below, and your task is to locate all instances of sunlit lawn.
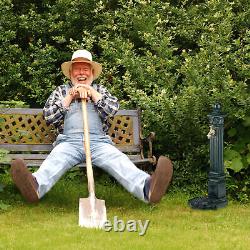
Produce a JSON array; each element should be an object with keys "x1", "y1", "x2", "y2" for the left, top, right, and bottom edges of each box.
[{"x1": 0, "y1": 172, "x2": 250, "y2": 250}]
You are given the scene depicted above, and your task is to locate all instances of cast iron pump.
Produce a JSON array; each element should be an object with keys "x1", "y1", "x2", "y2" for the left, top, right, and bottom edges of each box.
[{"x1": 188, "y1": 103, "x2": 228, "y2": 209}]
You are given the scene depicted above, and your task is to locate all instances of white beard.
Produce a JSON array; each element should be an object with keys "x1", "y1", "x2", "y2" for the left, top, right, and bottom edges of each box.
[{"x1": 71, "y1": 75, "x2": 93, "y2": 86}]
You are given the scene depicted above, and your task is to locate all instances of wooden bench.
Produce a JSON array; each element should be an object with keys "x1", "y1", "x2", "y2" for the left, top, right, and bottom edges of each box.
[{"x1": 0, "y1": 108, "x2": 156, "y2": 169}]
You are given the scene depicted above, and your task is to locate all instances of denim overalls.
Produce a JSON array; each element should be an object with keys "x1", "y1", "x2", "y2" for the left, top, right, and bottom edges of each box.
[{"x1": 33, "y1": 89, "x2": 150, "y2": 202}]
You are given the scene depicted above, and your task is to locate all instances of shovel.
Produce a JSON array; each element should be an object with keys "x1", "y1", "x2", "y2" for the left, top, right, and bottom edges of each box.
[{"x1": 79, "y1": 98, "x2": 107, "y2": 228}]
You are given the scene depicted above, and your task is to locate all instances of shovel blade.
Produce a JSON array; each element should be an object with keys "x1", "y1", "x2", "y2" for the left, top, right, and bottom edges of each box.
[{"x1": 79, "y1": 197, "x2": 107, "y2": 229}]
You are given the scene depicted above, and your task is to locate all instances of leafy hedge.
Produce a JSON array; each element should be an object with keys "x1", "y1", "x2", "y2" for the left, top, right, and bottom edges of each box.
[{"x1": 1, "y1": 0, "x2": 249, "y2": 200}]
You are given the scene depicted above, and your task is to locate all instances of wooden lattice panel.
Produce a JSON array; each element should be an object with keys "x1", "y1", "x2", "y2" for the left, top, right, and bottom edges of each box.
[
  {"x1": 108, "y1": 115, "x2": 133, "y2": 145},
  {"x1": 0, "y1": 111, "x2": 135, "y2": 146},
  {"x1": 0, "y1": 113, "x2": 56, "y2": 144}
]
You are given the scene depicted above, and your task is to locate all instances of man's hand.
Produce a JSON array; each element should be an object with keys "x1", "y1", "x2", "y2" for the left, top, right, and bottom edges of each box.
[
  {"x1": 69, "y1": 85, "x2": 91, "y2": 99},
  {"x1": 63, "y1": 84, "x2": 102, "y2": 108},
  {"x1": 74, "y1": 84, "x2": 102, "y2": 103}
]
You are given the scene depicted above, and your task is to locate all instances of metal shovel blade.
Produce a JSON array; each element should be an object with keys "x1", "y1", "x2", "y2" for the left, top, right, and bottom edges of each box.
[{"x1": 79, "y1": 197, "x2": 107, "y2": 229}]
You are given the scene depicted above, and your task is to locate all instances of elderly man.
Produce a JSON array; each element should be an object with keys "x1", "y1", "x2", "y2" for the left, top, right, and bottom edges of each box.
[{"x1": 10, "y1": 49, "x2": 173, "y2": 204}]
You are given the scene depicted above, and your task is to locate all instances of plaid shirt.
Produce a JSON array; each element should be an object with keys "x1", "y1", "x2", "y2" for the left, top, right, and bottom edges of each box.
[{"x1": 43, "y1": 83, "x2": 119, "y2": 134}]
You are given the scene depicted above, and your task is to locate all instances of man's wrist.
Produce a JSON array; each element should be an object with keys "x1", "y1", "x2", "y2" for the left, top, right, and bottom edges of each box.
[
  {"x1": 63, "y1": 94, "x2": 73, "y2": 108},
  {"x1": 92, "y1": 92, "x2": 102, "y2": 103}
]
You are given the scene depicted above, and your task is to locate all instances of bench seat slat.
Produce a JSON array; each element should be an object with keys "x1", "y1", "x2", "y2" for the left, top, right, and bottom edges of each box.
[
  {"x1": 2, "y1": 154, "x2": 152, "y2": 167},
  {"x1": 7, "y1": 153, "x2": 143, "y2": 161},
  {"x1": 0, "y1": 143, "x2": 141, "y2": 153}
]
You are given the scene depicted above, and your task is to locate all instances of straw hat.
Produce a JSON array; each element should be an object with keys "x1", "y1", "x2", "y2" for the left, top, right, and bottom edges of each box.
[{"x1": 61, "y1": 49, "x2": 102, "y2": 80}]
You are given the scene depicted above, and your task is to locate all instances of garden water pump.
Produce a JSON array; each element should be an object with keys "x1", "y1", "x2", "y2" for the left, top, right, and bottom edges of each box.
[{"x1": 188, "y1": 103, "x2": 228, "y2": 210}]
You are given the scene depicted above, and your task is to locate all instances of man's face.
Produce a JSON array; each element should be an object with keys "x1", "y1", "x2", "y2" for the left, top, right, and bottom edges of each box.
[{"x1": 70, "y1": 62, "x2": 93, "y2": 86}]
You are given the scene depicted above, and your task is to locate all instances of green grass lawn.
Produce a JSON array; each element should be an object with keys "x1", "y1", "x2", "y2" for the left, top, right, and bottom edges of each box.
[{"x1": 0, "y1": 172, "x2": 250, "y2": 250}]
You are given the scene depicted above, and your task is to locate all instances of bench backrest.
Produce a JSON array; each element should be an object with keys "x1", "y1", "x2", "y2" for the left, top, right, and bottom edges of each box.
[{"x1": 0, "y1": 108, "x2": 142, "y2": 154}]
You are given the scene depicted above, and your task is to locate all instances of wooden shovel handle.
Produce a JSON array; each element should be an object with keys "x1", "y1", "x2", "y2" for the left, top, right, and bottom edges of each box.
[{"x1": 82, "y1": 99, "x2": 95, "y2": 196}]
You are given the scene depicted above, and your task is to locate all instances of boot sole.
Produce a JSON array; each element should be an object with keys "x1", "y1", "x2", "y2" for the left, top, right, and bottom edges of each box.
[
  {"x1": 149, "y1": 156, "x2": 173, "y2": 204},
  {"x1": 10, "y1": 159, "x2": 39, "y2": 203}
]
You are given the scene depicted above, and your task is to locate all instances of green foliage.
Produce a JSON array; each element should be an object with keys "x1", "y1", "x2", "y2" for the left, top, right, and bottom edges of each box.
[
  {"x1": 0, "y1": 149, "x2": 10, "y2": 164},
  {"x1": 0, "y1": 200, "x2": 10, "y2": 211},
  {"x1": 0, "y1": 100, "x2": 28, "y2": 108},
  {"x1": 224, "y1": 117, "x2": 250, "y2": 202},
  {"x1": 224, "y1": 117, "x2": 250, "y2": 172},
  {"x1": 0, "y1": 148, "x2": 9, "y2": 210},
  {"x1": 1, "y1": 0, "x2": 249, "y2": 198}
]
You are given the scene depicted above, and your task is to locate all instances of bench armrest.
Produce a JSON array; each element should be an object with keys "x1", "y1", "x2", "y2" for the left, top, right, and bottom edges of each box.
[{"x1": 141, "y1": 132, "x2": 157, "y2": 165}]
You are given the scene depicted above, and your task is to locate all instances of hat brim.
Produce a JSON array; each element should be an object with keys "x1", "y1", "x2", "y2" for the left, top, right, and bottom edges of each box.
[{"x1": 61, "y1": 60, "x2": 102, "y2": 80}]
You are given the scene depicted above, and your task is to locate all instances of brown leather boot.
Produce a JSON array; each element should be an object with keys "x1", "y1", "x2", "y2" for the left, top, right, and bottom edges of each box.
[
  {"x1": 148, "y1": 156, "x2": 173, "y2": 204},
  {"x1": 10, "y1": 159, "x2": 39, "y2": 203}
]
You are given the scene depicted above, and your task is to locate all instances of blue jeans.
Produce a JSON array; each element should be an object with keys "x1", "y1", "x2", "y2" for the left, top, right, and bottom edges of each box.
[{"x1": 33, "y1": 133, "x2": 150, "y2": 202}]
